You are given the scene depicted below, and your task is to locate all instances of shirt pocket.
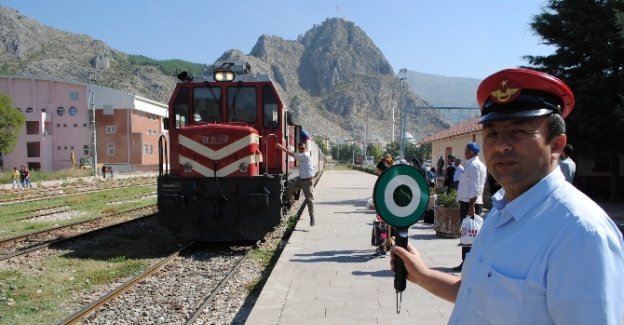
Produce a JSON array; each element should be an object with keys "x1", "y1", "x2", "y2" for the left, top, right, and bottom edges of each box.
[{"x1": 475, "y1": 266, "x2": 526, "y2": 324}]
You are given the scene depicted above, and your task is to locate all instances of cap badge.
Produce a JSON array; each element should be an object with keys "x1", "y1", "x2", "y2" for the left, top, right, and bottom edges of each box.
[{"x1": 490, "y1": 80, "x2": 519, "y2": 103}]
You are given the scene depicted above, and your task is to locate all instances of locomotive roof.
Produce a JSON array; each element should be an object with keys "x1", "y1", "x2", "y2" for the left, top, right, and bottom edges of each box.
[{"x1": 181, "y1": 73, "x2": 273, "y2": 84}]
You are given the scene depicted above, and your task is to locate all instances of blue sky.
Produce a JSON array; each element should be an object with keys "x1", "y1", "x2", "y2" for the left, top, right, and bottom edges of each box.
[{"x1": 0, "y1": 0, "x2": 553, "y2": 80}]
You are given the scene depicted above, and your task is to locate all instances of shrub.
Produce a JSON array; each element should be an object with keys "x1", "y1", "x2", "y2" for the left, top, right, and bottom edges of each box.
[{"x1": 438, "y1": 189, "x2": 459, "y2": 207}]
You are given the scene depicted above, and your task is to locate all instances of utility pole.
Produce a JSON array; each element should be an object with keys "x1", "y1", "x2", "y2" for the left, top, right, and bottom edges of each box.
[
  {"x1": 89, "y1": 70, "x2": 98, "y2": 177},
  {"x1": 399, "y1": 68, "x2": 407, "y2": 159},
  {"x1": 364, "y1": 105, "x2": 368, "y2": 158}
]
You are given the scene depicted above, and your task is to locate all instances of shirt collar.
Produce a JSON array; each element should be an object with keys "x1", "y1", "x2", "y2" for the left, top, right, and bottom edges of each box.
[{"x1": 491, "y1": 168, "x2": 564, "y2": 222}]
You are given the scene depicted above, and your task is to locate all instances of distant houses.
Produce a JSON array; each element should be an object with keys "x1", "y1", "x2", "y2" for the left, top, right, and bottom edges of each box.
[{"x1": 0, "y1": 75, "x2": 168, "y2": 173}]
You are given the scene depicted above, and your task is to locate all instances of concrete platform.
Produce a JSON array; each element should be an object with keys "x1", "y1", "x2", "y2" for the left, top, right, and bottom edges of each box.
[
  {"x1": 246, "y1": 169, "x2": 457, "y2": 325},
  {"x1": 246, "y1": 168, "x2": 624, "y2": 325}
]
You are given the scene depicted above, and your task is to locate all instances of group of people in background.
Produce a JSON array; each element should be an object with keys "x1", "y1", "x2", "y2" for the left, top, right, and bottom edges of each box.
[{"x1": 11, "y1": 165, "x2": 33, "y2": 189}]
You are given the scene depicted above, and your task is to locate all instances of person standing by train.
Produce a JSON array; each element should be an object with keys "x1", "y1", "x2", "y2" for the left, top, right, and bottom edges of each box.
[{"x1": 276, "y1": 142, "x2": 316, "y2": 226}]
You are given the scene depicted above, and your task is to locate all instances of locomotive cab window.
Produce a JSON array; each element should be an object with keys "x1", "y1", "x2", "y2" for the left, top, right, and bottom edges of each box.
[
  {"x1": 174, "y1": 87, "x2": 190, "y2": 129},
  {"x1": 263, "y1": 85, "x2": 279, "y2": 129},
  {"x1": 227, "y1": 86, "x2": 256, "y2": 123},
  {"x1": 193, "y1": 87, "x2": 221, "y2": 122}
]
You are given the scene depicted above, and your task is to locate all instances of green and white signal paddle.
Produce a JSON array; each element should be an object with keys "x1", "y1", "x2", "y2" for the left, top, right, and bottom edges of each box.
[{"x1": 373, "y1": 164, "x2": 429, "y2": 314}]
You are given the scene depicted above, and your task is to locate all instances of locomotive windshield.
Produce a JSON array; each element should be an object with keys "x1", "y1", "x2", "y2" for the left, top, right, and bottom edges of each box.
[
  {"x1": 228, "y1": 86, "x2": 256, "y2": 123},
  {"x1": 193, "y1": 87, "x2": 221, "y2": 122},
  {"x1": 174, "y1": 87, "x2": 189, "y2": 128}
]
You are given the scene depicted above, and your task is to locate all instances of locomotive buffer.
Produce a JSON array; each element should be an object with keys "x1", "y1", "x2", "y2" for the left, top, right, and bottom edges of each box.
[{"x1": 373, "y1": 164, "x2": 429, "y2": 314}]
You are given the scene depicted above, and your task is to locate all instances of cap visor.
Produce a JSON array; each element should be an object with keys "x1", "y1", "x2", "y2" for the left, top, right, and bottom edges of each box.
[{"x1": 478, "y1": 108, "x2": 554, "y2": 124}]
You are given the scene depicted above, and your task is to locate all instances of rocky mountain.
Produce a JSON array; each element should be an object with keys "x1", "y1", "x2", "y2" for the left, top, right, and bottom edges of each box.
[{"x1": 0, "y1": 6, "x2": 453, "y2": 144}]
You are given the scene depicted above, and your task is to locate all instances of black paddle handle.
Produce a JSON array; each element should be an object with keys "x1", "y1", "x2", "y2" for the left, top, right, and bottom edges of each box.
[{"x1": 394, "y1": 228, "x2": 408, "y2": 292}]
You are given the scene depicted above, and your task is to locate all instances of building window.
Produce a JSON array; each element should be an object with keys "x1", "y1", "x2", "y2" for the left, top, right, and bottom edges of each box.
[
  {"x1": 69, "y1": 91, "x2": 79, "y2": 101},
  {"x1": 17, "y1": 107, "x2": 22, "y2": 112},
  {"x1": 27, "y1": 142, "x2": 41, "y2": 157},
  {"x1": 26, "y1": 107, "x2": 33, "y2": 113},
  {"x1": 149, "y1": 144, "x2": 154, "y2": 155},
  {"x1": 74, "y1": 124, "x2": 78, "y2": 127},
  {"x1": 26, "y1": 121, "x2": 38, "y2": 135},
  {"x1": 41, "y1": 108, "x2": 46, "y2": 112},
  {"x1": 58, "y1": 146, "x2": 61, "y2": 150},
  {"x1": 64, "y1": 146, "x2": 67, "y2": 150},
  {"x1": 83, "y1": 123, "x2": 87, "y2": 127},
  {"x1": 107, "y1": 143, "x2": 115, "y2": 155},
  {"x1": 139, "y1": 112, "x2": 143, "y2": 118},
  {"x1": 83, "y1": 145, "x2": 89, "y2": 156},
  {"x1": 70, "y1": 146, "x2": 74, "y2": 150},
  {"x1": 144, "y1": 144, "x2": 149, "y2": 155},
  {"x1": 106, "y1": 125, "x2": 116, "y2": 134},
  {"x1": 69, "y1": 106, "x2": 77, "y2": 116},
  {"x1": 63, "y1": 124, "x2": 67, "y2": 127},
  {"x1": 57, "y1": 106, "x2": 65, "y2": 116}
]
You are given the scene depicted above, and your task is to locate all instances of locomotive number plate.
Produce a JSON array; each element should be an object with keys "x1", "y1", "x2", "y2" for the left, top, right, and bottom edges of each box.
[{"x1": 202, "y1": 135, "x2": 228, "y2": 144}]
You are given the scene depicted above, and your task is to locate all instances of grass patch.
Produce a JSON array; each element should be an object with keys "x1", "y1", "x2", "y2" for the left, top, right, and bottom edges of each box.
[
  {"x1": 0, "y1": 186, "x2": 156, "y2": 240},
  {"x1": 0, "y1": 218, "x2": 180, "y2": 324}
]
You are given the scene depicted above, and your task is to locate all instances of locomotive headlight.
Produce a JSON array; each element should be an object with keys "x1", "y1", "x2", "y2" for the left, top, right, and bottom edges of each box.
[
  {"x1": 213, "y1": 70, "x2": 235, "y2": 82},
  {"x1": 239, "y1": 162, "x2": 249, "y2": 173},
  {"x1": 183, "y1": 162, "x2": 193, "y2": 173}
]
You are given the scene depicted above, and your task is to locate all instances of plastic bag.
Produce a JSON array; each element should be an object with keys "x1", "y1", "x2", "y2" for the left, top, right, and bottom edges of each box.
[
  {"x1": 366, "y1": 198, "x2": 374, "y2": 209},
  {"x1": 459, "y1": 215, "x2": 483, "y2": 246}
]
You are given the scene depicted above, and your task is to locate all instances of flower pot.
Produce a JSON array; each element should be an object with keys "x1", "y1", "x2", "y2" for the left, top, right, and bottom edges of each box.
[{"x1": 434, "y1": 206, "x2": 461, "y2": 238}]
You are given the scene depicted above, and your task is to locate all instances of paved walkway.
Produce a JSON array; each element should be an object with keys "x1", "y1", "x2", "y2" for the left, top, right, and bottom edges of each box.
[
  {"x1": 246, "y1": 169, "x2": 457, "y2": 325},
  {"x1": 246, "y1": 169, "x2": 624, "y2": 325}
]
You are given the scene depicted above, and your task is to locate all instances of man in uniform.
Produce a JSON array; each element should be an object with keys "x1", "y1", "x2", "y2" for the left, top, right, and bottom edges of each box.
[{"x1": 390, "y1": 68, "x2": 624, "y2": 324}]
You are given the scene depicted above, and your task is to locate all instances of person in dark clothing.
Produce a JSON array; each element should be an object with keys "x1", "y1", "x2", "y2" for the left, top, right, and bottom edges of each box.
[
  {"x1": 436, "y1": 156, "x2": 445, "y2": 176},
  {"x1": 19, "y1": 165, "x2": 26, "y2": 188},
  {"x1": 444, "y1": 157, "x2": 456, "y2": 193},
  {"x1": 102, "y1": 165, "x2": 107, "y2": 179}
]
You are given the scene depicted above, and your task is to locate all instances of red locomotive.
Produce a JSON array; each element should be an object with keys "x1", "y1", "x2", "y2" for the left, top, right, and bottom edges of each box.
[{"x1": 157, "y1": 61, "x2": 324, "y2": 241}]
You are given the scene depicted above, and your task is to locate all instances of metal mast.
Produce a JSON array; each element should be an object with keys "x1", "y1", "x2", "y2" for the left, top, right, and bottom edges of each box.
[
  {"x1": 89, "y1": 71, "x2": 98, "y2": 176},
  {"x1": 399, "y1": 68, "x2": 407, "y2": 159}
]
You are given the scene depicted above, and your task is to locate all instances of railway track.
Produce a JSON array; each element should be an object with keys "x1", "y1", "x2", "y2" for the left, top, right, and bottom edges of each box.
[
  {"x1": 0, "y1": 172, "x2": 323, "y2": 324},
  {"x1": 0, "y1": 205, "x2": 158, "y2": 262},
  {"x1": 58, "y1": 241, "x2": 255, "y2": 325}
]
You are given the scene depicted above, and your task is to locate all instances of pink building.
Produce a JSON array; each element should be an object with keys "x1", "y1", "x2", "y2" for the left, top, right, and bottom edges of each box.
[{"x1": 0, "y1": 75, "x2": 168, "y2": 172}]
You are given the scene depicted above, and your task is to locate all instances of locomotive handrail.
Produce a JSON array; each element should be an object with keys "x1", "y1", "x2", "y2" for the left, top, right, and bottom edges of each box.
[
  {"x1": 265, "y1": 133, "x2": 279, "y2": 175},
  {"x1": 158, "y1": 135, "x2": 168, "y2": 176}
]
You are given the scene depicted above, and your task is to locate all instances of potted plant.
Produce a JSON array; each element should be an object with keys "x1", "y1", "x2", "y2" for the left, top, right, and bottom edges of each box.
[{"x1": 434, "y1": 190, "x2": 461, "y2": 238}]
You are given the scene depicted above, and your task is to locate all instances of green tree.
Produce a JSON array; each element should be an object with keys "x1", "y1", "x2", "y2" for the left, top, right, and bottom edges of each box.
[
  {"x1": 404, "y1": 143, "x2": 431, "y2": 163},
  {"x1": 0, "y1": 93, "x2": 25, "y2": 154},
  {"x1": 525, "y1": 0, "x2": 624, "y2": 202},
  {"x1": 382, "y1": 141, "x2": 430, "y2": 163},
  {"x1": 366, "y1": 144, "x2": 383, "y2": 162},
  {"x1": 384, "y1": 141, "x2": 400, "y2": 159},
  {"x1": 331, "y1": 143, "x2": 362, "y2": 164},
  {"x1": 315, "y1": 137, "x2": 329, "y2": 156}
]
